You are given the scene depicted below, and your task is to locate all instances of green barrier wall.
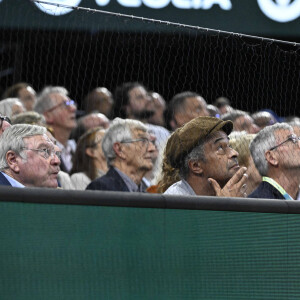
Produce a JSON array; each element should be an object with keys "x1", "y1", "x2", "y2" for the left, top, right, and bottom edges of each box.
[{"x1": 1, "y1": 187, "x2": 300, "y2": 299}]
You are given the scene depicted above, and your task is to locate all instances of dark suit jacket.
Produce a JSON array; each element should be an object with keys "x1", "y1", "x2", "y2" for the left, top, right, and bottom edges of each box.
[
  {"x1": 248, "y1": 181, "x2": 284, "y2": 200},
  {"x1": 0, "y1": 172, "x2": 12, "y2": 186},
  {"x1": 86, "y1": 167, "x2": 129, "y2": 192}
]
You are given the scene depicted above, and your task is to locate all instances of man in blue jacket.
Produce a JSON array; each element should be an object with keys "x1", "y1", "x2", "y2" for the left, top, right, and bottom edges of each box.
[{"x1": 86, "y1": 118, "x2": 156, "y2": 192}]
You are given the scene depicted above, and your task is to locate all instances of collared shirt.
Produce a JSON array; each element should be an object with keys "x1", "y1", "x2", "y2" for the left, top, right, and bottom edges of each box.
[
  {"x1": 1, "y1": 171, "x2": 25, "y2": 188},
  {"x1": 114, "y1": 167, "x2": 144, "y2": 192},
  {"x1": 56, "y1": 139, "x2": 76, "y2": 173},
  {"x1": 164, "y1": 179, "x2": 196, "y2": 196}
]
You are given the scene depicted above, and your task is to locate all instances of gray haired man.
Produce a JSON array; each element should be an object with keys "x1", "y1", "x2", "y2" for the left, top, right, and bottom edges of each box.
[
  {"x1": 86, "y1": 118, "x2": 156, "y2": 192},
  {"x1": 249, "y1": 123, "x2": 300, "y2": 200},
  {"x1": 34, "y1": 86, "x2": 77, "y2": 173},
  {"x1": 0, "y1": 124, "x2": 61, "y2": 188}
]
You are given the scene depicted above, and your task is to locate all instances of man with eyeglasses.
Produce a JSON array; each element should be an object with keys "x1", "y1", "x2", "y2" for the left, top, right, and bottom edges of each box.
[
  {"x1": 0, "y1": 114, "x2": 11, "y2": 135},
  {"x1": 34, "y1": 86, "x2": 77, "y2": 173},
  {"x1": 249, "y1": 123, "x2": 300, "y2": 200},
  {"x1": 86, "y1": 118, "x2": 156, "y2": 192},
  {"x1": 0, "y1": 124, "x2": 61, "y2": 188}
]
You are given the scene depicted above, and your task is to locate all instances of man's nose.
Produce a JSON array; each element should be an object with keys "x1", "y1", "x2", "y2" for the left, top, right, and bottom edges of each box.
[
  {"x1": 229, "y1": 147, "x2": 239, "y2": 158},
  {"x1": 51, "y1": 154, "x2": 61, "y2": 165},
  {"x1": 148, "y1": 139, "x2": 156, "y2": 152}
]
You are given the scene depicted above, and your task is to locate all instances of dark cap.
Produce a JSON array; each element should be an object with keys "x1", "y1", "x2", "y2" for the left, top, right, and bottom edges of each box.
[{"x1": 166, "y1": 116, "x2": 233, "y2": 168}]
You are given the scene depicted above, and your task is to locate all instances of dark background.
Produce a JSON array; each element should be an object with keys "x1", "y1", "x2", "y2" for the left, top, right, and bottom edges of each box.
[{"x1": 0, "y1": 0, "x2": 299, "y2": 116}]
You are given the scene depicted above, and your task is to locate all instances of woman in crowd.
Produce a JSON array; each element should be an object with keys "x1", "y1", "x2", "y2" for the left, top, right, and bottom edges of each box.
[
  {"x1": 229, "y1": 131, "x2": 261, "y2": 195},
  {"x1": 70, "y1": 127, "x2": 107, "y2": 190}
]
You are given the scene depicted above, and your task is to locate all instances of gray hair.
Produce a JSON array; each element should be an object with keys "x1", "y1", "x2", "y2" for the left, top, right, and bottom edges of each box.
[
  {"x1": 179, "y1": 139, "x2": 206, "y2": 180},
  {"x1": 102, "y1": 118, "x2": 148, "y2": 166},
  {"x1": 11, "y1": 111, "x2": 46, "y2": 126},
  {"x1": 0, "y1": 98, "x2": 24, "y2": 118},
  {"x1": 34, "y1": 86, "x2": 69, "y2": 114},
  {"x1": 249, "y1": 123, "x2": 292, "y2": 176},
  {"x1": 0, "y1": 124, "x2": 46, "y2": 170}
]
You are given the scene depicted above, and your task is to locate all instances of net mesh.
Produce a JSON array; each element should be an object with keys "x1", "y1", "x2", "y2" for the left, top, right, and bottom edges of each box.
[{"x1": 0, "y1": 0, "x2": 299, "y2": 117}]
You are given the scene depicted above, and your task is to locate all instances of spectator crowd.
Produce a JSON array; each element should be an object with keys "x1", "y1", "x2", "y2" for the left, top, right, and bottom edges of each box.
[{"x1": 1, "y1": 81, "x2": 300, "y2": 200}]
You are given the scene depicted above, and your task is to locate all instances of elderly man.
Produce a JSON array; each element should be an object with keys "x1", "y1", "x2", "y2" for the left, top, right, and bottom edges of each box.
[
  {"x1": 34, "y1": 86, "x2": 77, "y2": 173},
  {"x1": 0, "y1": 124, "x2": 61, "y2": 188},
  {"x1": 166, "y1": 91, "x2": 209, "y2": 131},
  {"x1": 163, "y1": 116, "x2": 248, "y2": 197},
  {"x1": 86, "y1": 118, "x2": 156, "y2": 192},
  {"x1": 249, "y1": 123, "x2": 300, "y2": 200}
]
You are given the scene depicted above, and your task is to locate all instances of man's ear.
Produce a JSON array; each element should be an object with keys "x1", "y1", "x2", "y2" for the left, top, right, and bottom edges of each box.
[
  {"x1": 113, "y1": 142, "x2": 126, "y2": 160},
  {"x1": 188, "y1": 160, "x2": 204, "y2": 175},
  {"x1": 265, "y1": 150, "x2": 278, "y2": 167},
  {"x1": 6, "y1": 150, "x2": 21, "y2": 173}
]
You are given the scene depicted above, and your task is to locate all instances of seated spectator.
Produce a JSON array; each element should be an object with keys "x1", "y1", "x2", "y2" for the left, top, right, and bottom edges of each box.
[
  {"x1": 252, "y1": 111, "x2": 276, "y2": 130},
  {"x1": 222, "y1": 110, "x2": 259, "y2": 134},
  {"x1": 114, "y1": 82, "x2": 152, "y2": 120},
  {"x1": 34, "y1": 86, "x2": 77, "y2": 173},
  {"x1": 11, "y1": 111, "x2": 46, "y2": 126},
  {"x1": 214, "y1": 97, "x2": 233, "y2": 115},
  {"x1": 2, "y1": 82, "x2": 36, "y2": 111},
  {"x1": 70, "y1": 127, "x2": 107, "y2": 190},
  {"x1": 249, "y1": 123, "x2": 300, "y2": 199},
  {"x1": 0, "y1": 98, "x2": 25, "y2": 118},
  {"x1": 229, "y1": 131, "x2": 261, "y2": 195},
  {"x1": 70, "y1": 112, "x2": 110, "y2": 142},
  {"x1": 0, "y1": 124, "x2": 61, "y2": 188},
  {"x1": 166, "y1": 91, "x2": 209, "y2": 131},
  {"x1": 84, "y1": 87, "x2": 114, "y2": 118},
  {"x1": 147, "y1": 92, "x2": 166, "y2": 127},
  {"x1": 86, "y1": 118, "x2": 156, "y2": 192},
  {"x1": 163, "y1": 116, "x2": 248, "y2": 197},
  {"x1": 9, "y1": 110, "x2": 73, "y2": 189},
  {"x1": 114, "y1": 82, "x2": 169, "y2": 156},
  {"x1": 0, "y1": 113, "x2": 11, "y2": 136}
]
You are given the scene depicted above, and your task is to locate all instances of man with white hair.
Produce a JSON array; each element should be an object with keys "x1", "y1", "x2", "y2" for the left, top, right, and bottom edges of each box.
[
  {"x1": 0, "y1": 124, "x2": 61, "y2": 188},
  {"x1": 86, "y1": 118, "x2": 156, "y2": 192},
  {"x1": 34, "y1": 86, "x2": 77, "y2": 173},
  {"x1": 249, "y1": 123, "x2": 300, "y2": 199}
]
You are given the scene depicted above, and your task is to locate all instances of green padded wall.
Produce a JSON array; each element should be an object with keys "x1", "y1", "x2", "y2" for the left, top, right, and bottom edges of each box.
[{"x1": 1, "y1": 201, "x2": 299, "y2": 299}]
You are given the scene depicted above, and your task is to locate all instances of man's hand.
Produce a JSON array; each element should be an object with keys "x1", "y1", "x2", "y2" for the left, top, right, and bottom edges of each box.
[{"x1": 208, "y1": 167, "x2": 248, "y2": 197}]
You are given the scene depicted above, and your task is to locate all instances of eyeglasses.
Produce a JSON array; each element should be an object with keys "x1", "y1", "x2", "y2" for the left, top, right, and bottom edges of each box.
[
  {"x1": 22, "y1": 147, "x2": 62, "y2": 160},
  {"x1": 269, "y1": 134, "x2": 299, "y2": 151},
  {"x1": 121, "y1": 137, "x2": 154, "y2": 148},
  {"x1": 0, "y1": 115, "x2": 11, "y2": 128},
  {"x1": 47, "y1": 100, "x2": 76, "y2": 112}
]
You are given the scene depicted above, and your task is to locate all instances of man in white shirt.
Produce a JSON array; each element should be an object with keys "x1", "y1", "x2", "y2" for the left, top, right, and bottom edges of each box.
[
  {"x1": 34, "y1": 86, "x2": 77, "y2": 173},
  {"x1": 163, "y1": 116, "x2": 248, "y2": 197}
]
